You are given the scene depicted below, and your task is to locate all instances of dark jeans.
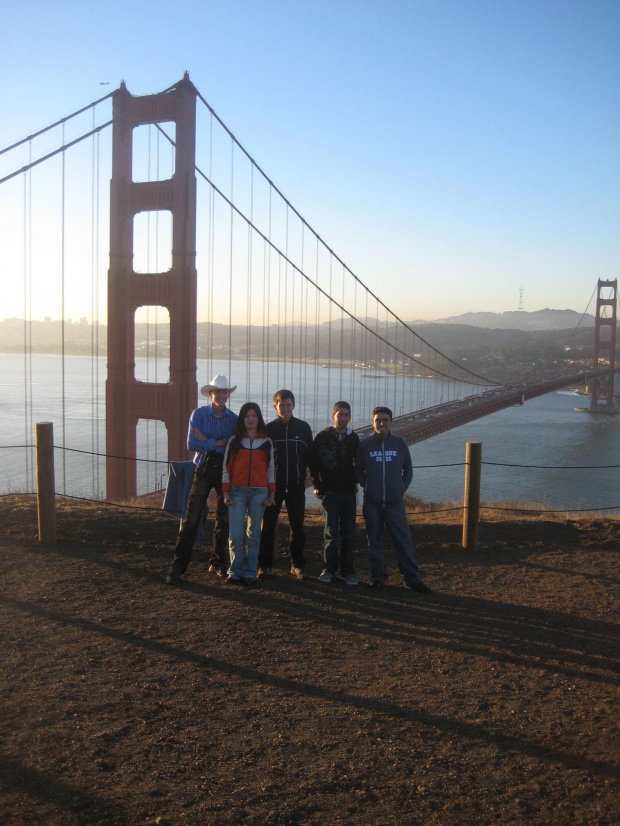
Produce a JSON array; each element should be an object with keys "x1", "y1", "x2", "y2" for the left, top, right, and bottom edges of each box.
[
  {"x1": 322, "y1": 490, "x2": 357, "y2": 577},
  {"x1": 259, "y1": 485, "x2": 306, "y2": 569},
  {"x1": 362, "y1": 498, "x2": 422, "y2": 586},
  {"x1": 170, "y1": 459, "x2": 229, "y2": 574}
]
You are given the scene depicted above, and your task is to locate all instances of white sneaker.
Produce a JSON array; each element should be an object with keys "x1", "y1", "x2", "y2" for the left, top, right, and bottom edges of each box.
[
  {"x1": 343, "y1": 574, "x2": 358, "y2": 586},
  {"x1": 318, "y1": 570, "x2": 333, "y2": 583}
]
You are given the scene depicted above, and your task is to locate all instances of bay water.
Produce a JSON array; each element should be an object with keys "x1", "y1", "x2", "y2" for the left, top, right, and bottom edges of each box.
[{"x1": 1, "y1": 353, "x2": 619, "y2": 513}]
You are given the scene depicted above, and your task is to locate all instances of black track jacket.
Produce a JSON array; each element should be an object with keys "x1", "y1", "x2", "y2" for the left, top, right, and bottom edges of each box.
[{"x1": 265, "y1": 415, "x2": 313, "y2": 493}]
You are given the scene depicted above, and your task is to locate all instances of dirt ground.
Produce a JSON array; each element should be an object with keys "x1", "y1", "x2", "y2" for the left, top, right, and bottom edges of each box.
[{"x1": 0, "y1": 495, "x2": 618, "y2": 825}]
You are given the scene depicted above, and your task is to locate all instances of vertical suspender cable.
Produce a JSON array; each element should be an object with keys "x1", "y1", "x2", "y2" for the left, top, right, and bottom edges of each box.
[
  {"x1": 276, "y1": 255, "x2": 281, "y2": 391},
  {"x1": 352, "y1": 278, "x2": 357, "y2": 417},
  {"x1": 339, "y1": 265, "x2": 345, "y2": 400},
  {"x1": 145, "y1": 127, "x2": 152, "y2": 492},
  {"x1": 61, "y1": 124, "x2": 67, "y2": 494},
  {"x1": 246, "y1": 166, "x2": 253, "y2": 397},
  {"x1": 400, "y1": 325, "x2": 405, "y2": 417},
  {"x1": 299, "y1": 223, "x2": 304, "y2": 407},
  {"x1": 27, "y1": 145, "x2": 34, "y2": 490},
  {"x1": 228, "y1": 142, "x2": 234, "y2": 382},
  {"x1": 375, "y1": 298, "x2": 381, "y2": 398},
  {"x1": 207, "y1": 113, "x2": 214, "y2": 380},
  {"x1": 363, "y1": 290, "x2": 369, "y2": 421},
  {"x1": 264, "y1": 190, "x2": 270, "y2": 401},
  {"x1": 22, "y1": 155, "x2": 31, "y2": 490},
  {"x1": 264, "y1": 186, "x2": 273, "y2": 406},
  {"x1": 283, "y1": 207, "x2": 289, "y2": 389},
  {"x1": 154, "y1": 126, "x2": 162, "y2": 492},
  {"x1": 327, "y1": 257, "x2": 332, "y2": 406},
  {"x1": 313, "y1": 236, "x2": 320, "y2": 431},
  {"x1": 155, "y1": 127, "x2": 165, "y2": 490},
  {"x1": 95, "y1": 131, "x2": 101, "y2": 497},
  {"x1": 90, "y1": 109, "x2": 97, "y2": 496}
]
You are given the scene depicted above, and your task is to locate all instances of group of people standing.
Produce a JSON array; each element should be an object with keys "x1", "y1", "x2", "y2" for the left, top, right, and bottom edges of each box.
[{"x1": 165, "y1": 373, "x2": 428, "y2": 593}]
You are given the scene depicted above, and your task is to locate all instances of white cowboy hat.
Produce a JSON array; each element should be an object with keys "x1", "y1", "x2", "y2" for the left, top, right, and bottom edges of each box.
[{"x1": 200, "y1": 374, "x2": 237, "y2": 396}]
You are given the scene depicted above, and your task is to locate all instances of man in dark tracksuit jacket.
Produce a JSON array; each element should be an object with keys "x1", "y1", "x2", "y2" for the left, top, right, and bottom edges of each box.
[
  {"x1": 309, "y1": 401, "x2": 360, "y2": 585},
  {"x1": 356, "y1": 406, "x2": 429, "y2": 592},
  {"x1": 259, "y1": 389, "x2": 313, "y2": 579}
]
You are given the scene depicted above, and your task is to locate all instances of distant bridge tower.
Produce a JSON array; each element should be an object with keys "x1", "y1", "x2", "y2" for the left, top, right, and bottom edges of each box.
[
  {"x1": 588, "y1": 279, "x2": 617, "y2": 413},
  {"x1": 106, "y1": 75, "x2": 198, "y2": 500}
]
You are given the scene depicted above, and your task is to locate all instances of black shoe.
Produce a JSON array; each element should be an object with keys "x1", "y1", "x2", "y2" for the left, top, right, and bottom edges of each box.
[
  {"x1": 406, "y1": 581, "x2": 430, "y2": 593},
  {"x1": 368, "y1": 578, "x2": 384, "y2": 589},
  {"x1": 291, "y1": 565, "x2": 307, "y2": 581},
  {"x1": 258, "y1": 567, "x2": 272, "y2": 578},
  {"x1": 165, "y1": 568, "x2": 182, "y2": 586}
]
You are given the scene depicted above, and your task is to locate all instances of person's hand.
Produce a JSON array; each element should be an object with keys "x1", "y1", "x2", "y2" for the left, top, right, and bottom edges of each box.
[
  {"x1": 263, "y1": 494, "x2": 275, "y2": 507},
  {"x1": 223, "y1": 494, "x2": 234, "y2": 506},
  {"x1": 313, "y1": 488, "x2": 321, "y2": 499}
]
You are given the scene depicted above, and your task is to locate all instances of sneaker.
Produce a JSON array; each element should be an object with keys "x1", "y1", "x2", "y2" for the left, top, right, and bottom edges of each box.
[
  {"x1": 258, "y1": 567, "x2": 272, "y2": 578},
  {"x1": 291, "y1": 565, "x2": 307, "y2": 580},
  {"x1": 343, "y1": 574, "x2": 358, "y2": 586},
  {"x1": 406, "y1": 581, "x2": 430, "y2": 594},
  {"x1": 165, "y1": 568, "x2": 182, "y2": 586},
  {"x1": 208, "y1": 564, "x2": 225, "y2": 578},
  {"x1": 368, "y1": 578, "x2": 384, "y2": 589},
  {"x1": 318, "y1": 570, "x2": 333, "y2": 583},
  {"x1": 225, "y1": 575, "x2": 243, "y2": 584}
]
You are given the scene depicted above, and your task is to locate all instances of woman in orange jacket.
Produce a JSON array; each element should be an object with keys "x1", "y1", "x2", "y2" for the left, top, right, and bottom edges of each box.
[{"x1": 222, "y1": 402, "x2": 275, "y2": 582}]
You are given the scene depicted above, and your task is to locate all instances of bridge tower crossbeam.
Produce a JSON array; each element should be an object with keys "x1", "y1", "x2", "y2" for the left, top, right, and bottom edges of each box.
[
  {"x1": 588, "y1": 279, "x2": 617, "y2": 413},
  {"x1": 106, "y1": 75, "x2": 198, "y2": 500}
]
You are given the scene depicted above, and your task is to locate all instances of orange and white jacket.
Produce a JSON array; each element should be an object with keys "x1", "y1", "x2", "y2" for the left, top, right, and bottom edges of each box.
[{"x1": 222, "y1": 435, "x2": 276, "y2": 493}]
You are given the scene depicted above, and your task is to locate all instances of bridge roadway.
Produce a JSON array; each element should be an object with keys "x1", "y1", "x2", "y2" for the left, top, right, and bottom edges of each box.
[{"x1": 355, "y1": 365, "x2": 618, "y2": 445}]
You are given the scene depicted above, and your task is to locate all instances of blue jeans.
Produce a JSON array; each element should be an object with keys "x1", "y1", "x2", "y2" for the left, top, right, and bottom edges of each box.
[
  {"x1": 227, "y1": 486, "x2": 268, "y2": 579},
  {"x1": 322, "y1": 490, "x2": 357, "y2": 577},
  {"x1": 362, "y1": 499, "x2": 422, "y2": 586}
]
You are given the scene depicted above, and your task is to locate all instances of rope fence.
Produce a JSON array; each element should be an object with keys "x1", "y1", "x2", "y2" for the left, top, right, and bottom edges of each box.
[
  {"x1": 2, "y1": 443, "x2": 619, "y2": 471},
  {"x1": 1, "y1": 442, "x2": 618, "y2": 528}
]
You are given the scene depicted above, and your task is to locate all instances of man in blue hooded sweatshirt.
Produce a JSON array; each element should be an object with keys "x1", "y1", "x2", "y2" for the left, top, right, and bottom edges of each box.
[{"x1": 356, "y1": 406, "x2": 429, "y2": 592}]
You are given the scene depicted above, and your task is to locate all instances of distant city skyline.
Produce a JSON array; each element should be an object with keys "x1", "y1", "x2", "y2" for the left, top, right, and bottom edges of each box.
[{"x1": 1, "y1": 1, "x2": 618, "y2": 323}]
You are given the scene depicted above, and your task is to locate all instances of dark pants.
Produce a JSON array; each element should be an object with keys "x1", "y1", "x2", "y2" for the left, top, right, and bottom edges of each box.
[
  {"x1": 170, "y1": 459, "x2": 229, "y2": 574},
  {"x1": 362, "y1": 499, "x2": 422, "y2": 586},
  {"x1": 322, "y1": 490, "x2": 357, "y2": 577},
  {"x1": 259, "y1": 485, "x2": 306, "y2": 569}
]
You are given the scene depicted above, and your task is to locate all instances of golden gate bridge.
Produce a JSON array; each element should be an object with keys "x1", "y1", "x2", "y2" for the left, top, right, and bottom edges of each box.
[{"x1": 1, "y1": 75, "x2": 617, "y2": 500}]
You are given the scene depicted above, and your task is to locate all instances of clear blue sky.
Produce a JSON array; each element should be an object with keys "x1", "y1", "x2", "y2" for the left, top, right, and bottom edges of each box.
[{"x1": 1, "y1": 0, "x2": 618, "y2": 321}]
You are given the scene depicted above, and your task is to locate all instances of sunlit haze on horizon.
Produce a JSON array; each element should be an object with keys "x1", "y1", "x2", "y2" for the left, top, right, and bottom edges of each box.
[{"x1": 1, "y1": 0, "x2": 618, "y2": 324}]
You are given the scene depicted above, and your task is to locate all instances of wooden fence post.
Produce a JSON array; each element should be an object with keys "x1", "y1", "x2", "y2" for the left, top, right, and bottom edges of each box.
[
  {"x1": 462, "y1": 440, "x2": 482, "y2": 550},
  {"x1": 36, "y1": 421, "x2": 56, "y2": 544}
]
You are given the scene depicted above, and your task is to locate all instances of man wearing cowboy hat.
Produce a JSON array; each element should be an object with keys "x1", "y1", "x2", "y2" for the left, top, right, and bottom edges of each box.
[{"x1": 166, "y1": 375, "x2": 238, "y2": 586}]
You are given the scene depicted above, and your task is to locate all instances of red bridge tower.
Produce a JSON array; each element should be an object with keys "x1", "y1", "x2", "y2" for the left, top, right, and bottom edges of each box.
[
  {"x1": 588, "y1": 279, "x2": 617, "y2": 413},
  {"x1": 106, "y1": 75, "x2": 197, "y2": 500}
]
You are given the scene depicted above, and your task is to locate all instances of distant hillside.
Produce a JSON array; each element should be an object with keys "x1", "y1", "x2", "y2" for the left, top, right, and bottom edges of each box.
[
  {"x1": 1, "y1": 313, "x2": 608, "y2": 384},
  {"x1": 320, "y1": 308, "x2": 595, "y2": 332},
  {"x1": 433, "y1": 309, "x2": 595, "y2": 331}
]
